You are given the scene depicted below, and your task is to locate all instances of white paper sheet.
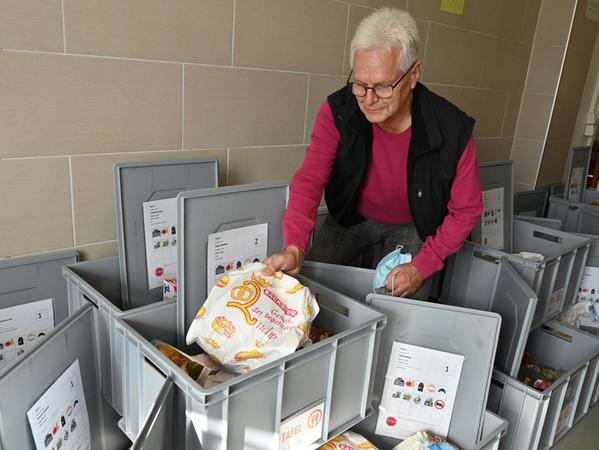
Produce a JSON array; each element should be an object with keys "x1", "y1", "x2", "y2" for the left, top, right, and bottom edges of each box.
[
  {"x1": 576, "y1": 266, "x2": 599, "y2": 303},
  {"x1": 568, "y1": 166, "x2": 584, "y2": 202},
  {"x1": 375, "y1": 342, "x2": 464, "y2": 440},
  {"x1": 0, "y1": 298, "x2": 54, "y2": 370},
  {"x1": 207, "y1": 223, "x2": 268, "y2": 289},
  {"x1": 481, "y1": 187, "x2": 505, "y2": 250},
  {"x1": 143, "y1": 197, "x2": 178, "y2": 290},
  {"x1": 577, "y1": 266, "x2": 599, "y2": 330},
  {"x1": 27, "y1": 359, "x2": 91, "y2": 450}
]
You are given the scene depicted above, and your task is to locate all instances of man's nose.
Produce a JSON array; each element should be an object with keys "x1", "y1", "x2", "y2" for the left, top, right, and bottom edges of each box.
[{"x1": 364, "y1": 88, "x2": 378, "y2": 105}]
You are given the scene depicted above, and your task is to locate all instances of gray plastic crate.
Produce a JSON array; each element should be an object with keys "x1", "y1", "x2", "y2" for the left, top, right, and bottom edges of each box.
[
  {"x1": 514, "y1": 190, "x2": 549, "y2": 217},
  {"x1": 564, "y1": 146, "x2": 592, "y2": 203},
  {"x1": 514, "y1": 215, "x2": 561, "y2": 231},
  {"x1": 303, "y1": 256, "x2": 536, "y2": 381},
  {"x1": 549, "y1": 184, "x2": 565, "y2": 198},
  {"x1": 353, "y1": 410, "x2": 507, "y2": 450},
  {"x1": 574, "y1": 353, "x2": 599, "y2": 423},
  {"x1": 0, "y1": 250, "x2": 78, "y2": 324},
  {"x1": 114, "y1": 158, "x2": 219, "y2": 308},
  {"x1": 112, "y1": 180, "x2": 386, "y2": 449},
  {"x1": 62, "y1": 256, "x2": 176, "y2": 415},
  {"x1": 476, "y1": 412, "x2": 509, "y2": 450},
  {"x1": 350, "y1": 295, "x2": 501, "y2": 449},
  {"x1": 452, "y1": 219, "x2": 589, "y2": 329},
  {"x1": 471, "y1": 161, "x2": 514, "y2": 251},
  {"x1": 301, "y1": 260, "x2": 376, "y2": 303},
  {"x1": 546, "y1": 196, "x2": 578, "y2": 231},
  {"x1": 0, "y1": 251, "x2": 79, "y2": 373},
  {"x1": 177, "y1": 181, "x2": 289, "y2": 351},
  {"x1": 546, "y1": 198, "x2": 599, "y2": 310},
  {"x1": 488, "y1": 322, "x2": 599, "y2": 450},
  {"x1": 443, "y1": 256, "x2": 537, "y2": 378},
  {"x1": 0, "y1": 304, "x2": 131, "y2": 450},
  {"x1": 547, "y1": 196, "x2": 599, "y2": 235},
  {"x1": 576, "y1": 232, "x2": 599, "y2": 268},
  {"x1": 115, "y1": 276, "x2": 385, "y2": 449},
  {"x1": 129, "y1": 377, "x2": 176, "y2": 450},
  {"x1": 584, "y1": 187, "x2": 599, "y2": 203},
  {"x1": 298, "y1": 261, "x2": 527, "y2": 449}
]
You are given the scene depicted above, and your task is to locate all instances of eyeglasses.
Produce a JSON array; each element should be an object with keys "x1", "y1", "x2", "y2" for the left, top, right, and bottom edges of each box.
[{"x1": 347, "y1": 62, "x2": 416, "y2": 99}]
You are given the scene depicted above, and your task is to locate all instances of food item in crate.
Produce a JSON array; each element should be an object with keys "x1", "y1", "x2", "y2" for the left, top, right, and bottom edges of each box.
[
  {"x1": 163, "y1": 278, "x2": 177, "y2": 300},
  {"x1": 186, "y1": 262, "x2": 319, "y2": 373},
  {"x1": 391, "y1": 431, "x2": 458, "y2": 449},
  {"x1": 512, "y1": 251, "x2": 545, "y2": 262},
  {"x1": 203, "y1": 369, "x2": 236, "y2": 388},
  {"x1": 153, "y1": 340, "x2": 215, "y2": 385},
  {"x1": 310, "y1": 325, "x2": 332, "y2": 343},
  {"x1": 519, "y1": 362, "x2": 564, "y2": 391},
  {"x1": 317, "y1": 431, "x2": 379, "y2": 449},
  {"x1": 558, "y1": 300, "x2": 593, "y2": 327}
]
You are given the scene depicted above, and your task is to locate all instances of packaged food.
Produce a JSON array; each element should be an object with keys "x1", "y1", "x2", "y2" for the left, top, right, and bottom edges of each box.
[
  {"x1": 310, "y1": 325, "x2": 332, "y2": 344},
  {"x1": 317, "y1": 431, "x2": 379, "y2": 449},
  {"x1": 203, "y1": 370, "x2": 236, "y2": 389},
  {"x1": 392, "y1": 431, "x2": 458, "y2": 449},
  {"x1": 153, "y1": 340, "x2": 213, "y2": 384},
  {"x1": 186, "y1": 262, "x2": 319, "y2": 373},
  {"x1": 163, "y1": 278, "x2": 177, "y2": 300},
  {"x1": 519, "y1": 363, "x2": 563, "y2": 391}
]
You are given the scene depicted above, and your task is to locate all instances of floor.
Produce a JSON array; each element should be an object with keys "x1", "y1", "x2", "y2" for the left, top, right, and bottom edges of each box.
[{"x1": 551, "y1": 402, "x2": 599, "y2": 449}]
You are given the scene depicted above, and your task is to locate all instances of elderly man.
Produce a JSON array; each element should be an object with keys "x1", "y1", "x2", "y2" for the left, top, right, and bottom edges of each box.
[{"x1": 264, "y1": 8, "x2": 483, "y2": 299}]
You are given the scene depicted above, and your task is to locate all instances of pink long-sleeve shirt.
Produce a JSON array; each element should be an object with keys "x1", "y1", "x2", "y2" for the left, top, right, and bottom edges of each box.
[{"x1": 283, "y1": 100, "x2": 483, "y2": 279}]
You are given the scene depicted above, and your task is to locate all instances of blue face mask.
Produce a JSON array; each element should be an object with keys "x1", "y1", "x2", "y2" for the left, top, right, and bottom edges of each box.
[{"x1": 374, "y1": 246, "x2": 412, "y2": 290}]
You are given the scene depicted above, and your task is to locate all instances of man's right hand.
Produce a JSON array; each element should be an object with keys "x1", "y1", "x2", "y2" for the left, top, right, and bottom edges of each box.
[{"x1": 262, "y1": 246, "x2": 304, "y2": 276}]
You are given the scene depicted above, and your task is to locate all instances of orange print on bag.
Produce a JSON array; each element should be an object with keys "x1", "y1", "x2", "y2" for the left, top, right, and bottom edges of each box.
[
  {"x1": 227, "y1": 278, "x2": 261, "y2": 325},
  {"x1": 216, "y1": 275, "x2": 229, "y2": 288},
  {"x1": 212, "y1": 316, "x2": 236, "y2": 338}
]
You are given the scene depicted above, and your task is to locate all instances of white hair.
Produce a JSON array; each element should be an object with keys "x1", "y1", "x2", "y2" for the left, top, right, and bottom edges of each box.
[{"x1": 350, "y1": 8, "x2": 419, "y2": 72}]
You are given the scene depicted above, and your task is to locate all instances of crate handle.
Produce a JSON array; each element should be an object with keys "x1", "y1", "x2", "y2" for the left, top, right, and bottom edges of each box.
[
  {"x1": 473, "y1": 251, "x2": 500, "y2": 264},
  {"x1": 491, "y1": 377, "x2": 505, "y2": 389},
  {"x1": 533, "y1": 230, "x2": 562, "y2": 244},
  {"x1": 315, "y1": 293, "x2": 350, "y2": 318},
  {"x1": 143, "y1": 356, "x2": 168, "y2": 379},
  {"x1": 82, "y1": 293, "x2": 99, "y2": 308}
]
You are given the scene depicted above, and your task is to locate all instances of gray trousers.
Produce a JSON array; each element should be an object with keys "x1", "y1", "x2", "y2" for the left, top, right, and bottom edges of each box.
[{"x1": 306, "y1": 215, "x2": 433, "y2": 300}]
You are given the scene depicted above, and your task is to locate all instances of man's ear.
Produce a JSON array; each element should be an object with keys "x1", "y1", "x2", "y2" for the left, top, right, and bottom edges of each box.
[{"x1": 411, "y1": 60, "x2": 422, "y2": 88}]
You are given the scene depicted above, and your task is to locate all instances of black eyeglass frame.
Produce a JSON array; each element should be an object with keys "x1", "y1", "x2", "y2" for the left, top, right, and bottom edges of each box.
[{"x1": 346, "y1": 61, "x2": 416, "y2": 99}]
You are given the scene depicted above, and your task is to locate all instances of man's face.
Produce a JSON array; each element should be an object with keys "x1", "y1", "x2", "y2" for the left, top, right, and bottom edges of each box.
[{"x1": 352, "y1": 48, "x2": 417, "y2": 130}]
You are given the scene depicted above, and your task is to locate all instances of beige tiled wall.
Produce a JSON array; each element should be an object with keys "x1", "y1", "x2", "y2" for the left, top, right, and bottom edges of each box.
[
  {"x1": 0, "y1": 0, "x2": 547, "y2": 260},
  {"x1": 512, "y1": 0, "x2": 599, "y2": 191},
  {"x1": 537, "y1": 1, "x2": 599, "y2": 187}
]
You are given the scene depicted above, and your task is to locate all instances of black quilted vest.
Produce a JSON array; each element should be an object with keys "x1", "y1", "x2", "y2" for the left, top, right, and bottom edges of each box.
[{"x1": 325, "y1": 82, "x2": 475, "y2": 241}]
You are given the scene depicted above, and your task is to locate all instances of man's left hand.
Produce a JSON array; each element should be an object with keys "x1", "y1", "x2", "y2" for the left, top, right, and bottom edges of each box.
[{"x1": 384, "y1": 262, "x2": 424, "y2": 298}]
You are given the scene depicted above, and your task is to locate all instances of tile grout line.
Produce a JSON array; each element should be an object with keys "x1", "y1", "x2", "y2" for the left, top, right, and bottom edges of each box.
[
  {"x1": 1, "y1": 143, "x2": 307, "y2": 161},
  {"x1": 341, "y1": 2, "x2": 351, "y2": 74},
  {"x1": 181, "y1": 64, "x2": 185, "y2": 149},
  {"x1": 61, "y1": 0, "x2": 66, "y2": 53},
  {"x1": 499, "y1": 92, "x2": 511, "y2": 136},
  {"x1": 510, "y1": 0, "x2": 545, "y2": 162},
  {"x1": 302, "y1": 75, "x2": 311, "y2": 145},
  {"x1": 226, "y1": 148, "x2": 231, "y2": 185},
  {"x1": 231, "y1": 0, "x2": 237, "y2": 66},
  {"x1": 68, "y1": 156, "x2": 77, "y2": 246},
  {"x1": 422, "y1": 21, "x2": 431, "y2": 80},
  {"x1": 1, "y1": 47, "x2": 348, "y2": 78},
  {"x1": 1, "y1": 240, "x2": 119, "y2": 261}
]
